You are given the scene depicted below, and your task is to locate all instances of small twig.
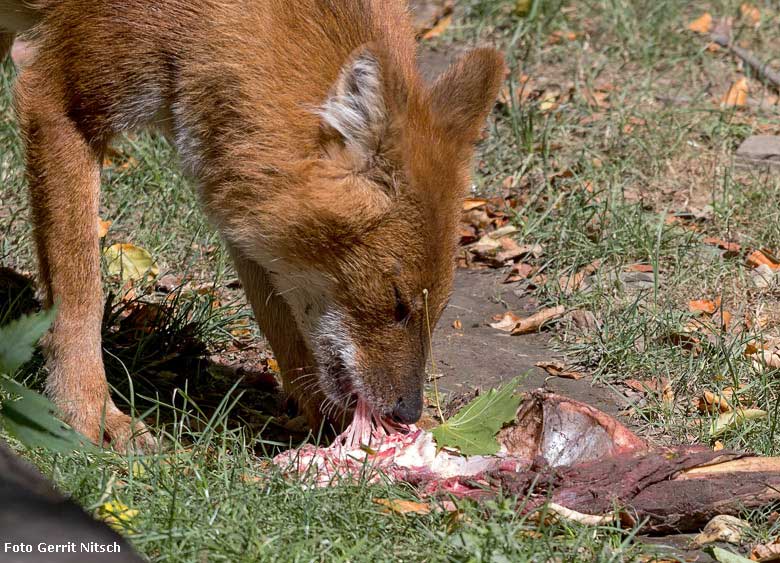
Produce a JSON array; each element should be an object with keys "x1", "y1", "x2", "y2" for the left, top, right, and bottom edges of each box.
[
  {"x1": 655, "y1": 93, "x2": 780, "y2": 112},
  {"x1": 711, "y1": 21, "x2": 780, "y2": 90}
]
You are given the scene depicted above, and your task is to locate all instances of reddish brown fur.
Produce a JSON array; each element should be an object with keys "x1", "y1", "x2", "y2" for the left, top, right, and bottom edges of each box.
[{"x1": 2, "y1": 0, "x2": 504, "y2": 450}]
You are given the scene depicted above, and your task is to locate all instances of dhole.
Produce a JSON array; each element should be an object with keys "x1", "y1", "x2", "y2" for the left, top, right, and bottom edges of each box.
[{"x1": 0, "y1": 0, "x2": 504, "y2": 451}]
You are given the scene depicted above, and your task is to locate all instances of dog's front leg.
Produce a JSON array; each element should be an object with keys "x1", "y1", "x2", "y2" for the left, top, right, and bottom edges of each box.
[
  {"x1": 227, "y1": 245, "x2": 328, "y2": 432},
  {"x1": 16, "y1": 66, "x2": 155, "y2": 453}
]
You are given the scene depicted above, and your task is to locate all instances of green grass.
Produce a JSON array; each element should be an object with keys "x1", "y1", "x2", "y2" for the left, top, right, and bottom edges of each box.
[{"x1": 4, "y1": 0, "x2": 780, "y2": 560}]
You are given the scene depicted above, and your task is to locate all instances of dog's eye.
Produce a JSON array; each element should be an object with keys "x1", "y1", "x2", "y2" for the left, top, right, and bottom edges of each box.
[{"x1": 394, "y1": 286, "x2": 410, "y2": 323}]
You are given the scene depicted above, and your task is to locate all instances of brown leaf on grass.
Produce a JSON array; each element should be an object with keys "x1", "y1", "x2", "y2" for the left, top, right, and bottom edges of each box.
[
  {"x1": 504, "y1": 262, "x2": 536, "y2": 284},
  {"x1": 702, "y1": 237, "x2": 741, "y2": 255},
  {"x1": 547, "y1": 30, "x2": 577, "y2": 45},
  {"x1": 752, "y1": 541, "x2": 780, "y2": 562},
  {"x1": 717, "y1": 310, "x2": 733, "y2": 330},
  {"x1": 511, "y1": 306, "x2": 566, "y2": 335},
  {"x1": 558, "y1": 260, "x2": 601, "y2": 295},
  {"x1": 497, "y1": 240, "x2": 543, "y2": 263},
  {"x1": 421, "y1": 13, "x2": 452, "y2": 39},
  {"x1": 97, "y1": 218, "x2": 112, "y2": 238},
  {"x1": 490, "y1": 312, "x2": 523, "y2": 332},
  {"x1": 721, "y1": 77, "x2": 749, "y2": 107},
  {"x1": 625, "y1": 378, "x2": 674, "y2": 405},
  {"x1": 740, "y1": 3, "x2": 760, "y2": 27},
  {"x1": 470, "y1": 235, "x2": 502, "y2": 255},
  {"x1": 627, "y1": 263, "x2": 654, "y2": 273},
  {"x1": 692, "y1": 514, "x2": 750, "y2": 546},
  {"x1": 103, "y1": 147, "x2": 139, "y2": 171},
  {"x1": 688, "y1": 12, "x2": 713, "y2": 33},
  {"x1": 696, "y1": 391, "x2": 733, "y2": 414},
  {"x1": 374, "y1": 498, "x2": 431, "y2": 516},
  {"x1": 535, "y1": 360, "x2": 585, "y2": 380},
  {"x1": 754, "y1": 349, "x2": 780, "y2": 370},
  {"x1": 582, "y1": 88, "x2": 610, "y2": 109},
  {"x1": 538, "y1": 87, "x2": 561, "y2": 113},
  {"x1": 411, "y1": 0, "x2": 453, "y2": 36},
  {"x1": 462, "y1": 209, "x2": 492, "y2": 231},
  {"x1": 121, "y1": 302, "x2": 165, "y2": 335},
  {"x1": 689, "y1": 298, "x2": 720, "y2": 315},
  {"x1": 747, "y1": 249, "x2": 780, "y2": 270},
  {"x1": 463, "y1": 198, "x2": 488, "y2": 212},
  {"x1": 459, "y1": 225, "x2": 478, "y2": 246}
]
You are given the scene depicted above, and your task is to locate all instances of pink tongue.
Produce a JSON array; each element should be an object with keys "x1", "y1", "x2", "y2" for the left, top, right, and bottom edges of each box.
[{"x1": 337, "y1": 398, "x2": 409, "y2": 450}]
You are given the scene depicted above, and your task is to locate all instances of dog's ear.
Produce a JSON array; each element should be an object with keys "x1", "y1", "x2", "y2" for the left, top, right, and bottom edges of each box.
[
  {"x1": 319, "y1": 46, "x2": 388, "y2": 167},
  {"x1": 428, "y1": 48, "x2": 505, "y2": 145}
]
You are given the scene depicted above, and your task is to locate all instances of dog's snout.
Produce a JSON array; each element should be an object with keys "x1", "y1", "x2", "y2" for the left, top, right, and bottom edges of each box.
[{"x1": 391, "y1": 393, "x2": 423, "y2": 425}]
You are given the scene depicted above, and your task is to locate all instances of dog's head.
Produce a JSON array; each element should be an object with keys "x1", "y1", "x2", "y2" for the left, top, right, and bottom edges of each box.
[{"x1": 229, "y1": 45, "x2": 504, "y2": 424}]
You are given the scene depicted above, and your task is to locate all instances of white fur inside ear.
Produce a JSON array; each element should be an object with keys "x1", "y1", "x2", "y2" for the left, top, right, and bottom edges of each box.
[{"x1": 320, "y1": 51, "x2": 386, "y2": 159}]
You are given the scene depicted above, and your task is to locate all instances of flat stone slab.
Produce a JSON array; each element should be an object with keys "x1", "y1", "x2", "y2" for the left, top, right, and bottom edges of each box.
[{"x1": 736, "y1": 135, "x2": 780, "y2": 167}]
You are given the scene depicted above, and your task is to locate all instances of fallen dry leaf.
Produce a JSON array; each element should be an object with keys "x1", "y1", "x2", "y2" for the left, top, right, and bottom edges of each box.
[
  {"x1": 689, "y1": 298, "x2": 720, "y2": 315},
  {"x1": 374, "y1": 498, "x2": 431, "y2": 515},
  {"x1": 504, "y1": 262, "x2": 536, "y2": 283},
  {"x1": 489, "y1": 312, "x2": 523, "y2": 332},
  {"x1": 558, "y1": 260, "x2": 601, "y2": 295},
  {"x1": 548, "y1": 30, "x2": 577, "y2": 45},
  {"x1": 511, "y1": 306, "x2": 566, "y2": 335},
  {"x1": 535, "y1": 360, "x2": 585, "y2": 380},
  {"x1": 752, "y1": 541, "x2": 780, "y2": 562},
  {"x1": 421, "y1": 13, "x2": 452, "y2": 39},
  {"x1": 753, "y1": 349, "x2": 780, "y2": 370},
  {"x1": 688, "y1": 12, "x2": 713, "y2": 34},
  {"x1": 625, "y1": 378, "x2": 674, "y2": 405},
  {"x1": 103, "y1": 243, "x2": 158, "y2": 282},
  {"x1": 703, "y1": 237, "x2": 741, "y2": 255},
  {"x1": 470, "y1": 234, "x2": 502, "y2": 255},
  {"x1": 462, "y1": 198, "x2": 488, "y2": 212},
  {"x1": 693, "y1": 514, "x2": 750, "y2": 546},
  {"x1": 697, "y1": 391, "x2": 733, "y2": 414},
  {"x1": 740, "y1": 3, "x2": 760, "y2": 27},
  {"x1": 627, "y1": 263, "x2": 655, "y2": 273},
  {"x1": 538, "y1": 88, "x2": 561, "y2": 113},
  {"x1": 98, "y1": 218, "x2": 112, "y2": 239},
  {"x1": 711, "y1": 408, "x2": 767, "y2": 437},
  {"x1": 583, "y1": 88, "x2": 610, "y2": 109},
  {"x1": 747, "y1": 249, "x2": 780, "y2": 270},
  {"x1": 452, "y1": 319, "x2": 462, "y2": 330},
  {"x1": 722, "y1": 77, "x2": 749, "y2": 107}
]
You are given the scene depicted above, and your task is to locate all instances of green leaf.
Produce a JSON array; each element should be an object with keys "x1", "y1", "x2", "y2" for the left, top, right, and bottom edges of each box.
[
  {"x1": 0, "y1": 308, "x2": 57, "y2": 374},
  {"x1": 709, "y1": 546, "x2": 753, "y2": 563},
  {"x1": 0, "y1": 377, "x2": 92, "y2": 452},
  {"x1": 431, "y1": 378, "x2": 521, "y2": 456},
  {"x1": 104, "y1": 243, "x2": 159, "y2": 282}
]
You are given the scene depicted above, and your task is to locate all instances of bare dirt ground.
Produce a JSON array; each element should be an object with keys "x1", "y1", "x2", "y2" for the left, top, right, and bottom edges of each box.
[{"x1": 434, "y1": 268, "x2": 626, "y2": 417}]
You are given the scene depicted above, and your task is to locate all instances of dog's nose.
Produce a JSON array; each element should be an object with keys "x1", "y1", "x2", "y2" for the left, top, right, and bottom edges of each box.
[{"x1": 391, "y1": 393, "x2": 423, "y2": 425}]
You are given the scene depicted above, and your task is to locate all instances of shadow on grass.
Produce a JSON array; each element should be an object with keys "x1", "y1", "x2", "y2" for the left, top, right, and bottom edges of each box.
[{"x1": 0, "y1": 266, "x2": 312, "y2": 454}]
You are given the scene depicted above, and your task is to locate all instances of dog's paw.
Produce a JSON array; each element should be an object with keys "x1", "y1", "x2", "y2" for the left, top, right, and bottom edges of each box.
[
  {"x1": 102, "y1": 406, "x2": 159, "y2": 454},
  {"x1": 66, "y1": 404, "x2": 159, "y2": 455}
]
